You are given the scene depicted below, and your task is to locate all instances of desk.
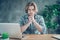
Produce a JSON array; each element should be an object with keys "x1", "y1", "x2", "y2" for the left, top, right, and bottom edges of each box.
[{"x1": 10, "y1": 34, "x2": 58, "y2": 40}]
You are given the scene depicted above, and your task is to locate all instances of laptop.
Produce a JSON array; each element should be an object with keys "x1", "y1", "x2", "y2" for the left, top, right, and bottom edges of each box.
[{"x1": 0, "y1": 23, "x2": 22, "y2": 39}]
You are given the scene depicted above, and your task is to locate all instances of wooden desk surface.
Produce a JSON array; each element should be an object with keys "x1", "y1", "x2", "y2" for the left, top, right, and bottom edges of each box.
[
  {"x1": 22, "y1": 34, "x2": 58, "y2": 40},
  {"x1": 10, "y1": 34, "x2": 59, "y2": 40}
]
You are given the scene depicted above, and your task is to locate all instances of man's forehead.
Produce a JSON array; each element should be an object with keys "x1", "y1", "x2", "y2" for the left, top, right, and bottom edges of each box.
[{"x1": 28, "y1": 6, "x2": 35, "y2": 9}]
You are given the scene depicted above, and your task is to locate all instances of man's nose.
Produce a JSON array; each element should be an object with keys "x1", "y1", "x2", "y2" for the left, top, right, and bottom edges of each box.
[{"x1": 30, "y1": 10, "x2": 33, "y2": 13}]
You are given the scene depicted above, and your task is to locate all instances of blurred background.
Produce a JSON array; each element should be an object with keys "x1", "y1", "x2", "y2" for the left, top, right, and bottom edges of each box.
[{"x1": 0, "y1": 0, "x2": 60, "y2": 34}]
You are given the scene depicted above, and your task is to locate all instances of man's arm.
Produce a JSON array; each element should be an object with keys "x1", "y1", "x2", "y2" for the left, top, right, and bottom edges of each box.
[
  {"x1": 20, "y1": 16, "x2": 32, "y2": 33},
  {"x1": 21, "y1": 22, "x2": 31, "y2": 33},
  {"x1": 32, "y1": 20, "x2": 43, "y2": 32},
  {"x1": 31, "y1": 16, "x2": 46, "y2": 33}
]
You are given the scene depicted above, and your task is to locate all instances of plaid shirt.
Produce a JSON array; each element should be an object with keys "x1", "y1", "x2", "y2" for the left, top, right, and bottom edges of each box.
[{"x1": 19, "y1": 14, "x2": 47, "y2": 34}]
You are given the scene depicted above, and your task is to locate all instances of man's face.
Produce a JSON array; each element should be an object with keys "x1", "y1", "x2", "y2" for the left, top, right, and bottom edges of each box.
[{"x1": 28, "y1": 6, "x2": 35, "y2": 16}]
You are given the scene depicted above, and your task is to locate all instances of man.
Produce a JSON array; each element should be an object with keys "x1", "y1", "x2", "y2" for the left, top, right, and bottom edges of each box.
[{"x1": 19, "y1": 2, "x2": 47, "y2": 34}]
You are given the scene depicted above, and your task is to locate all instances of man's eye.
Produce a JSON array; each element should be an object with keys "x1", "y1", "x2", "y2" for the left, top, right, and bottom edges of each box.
[
  {"x1": 28, "y1": 9, "x2": 30, "y2": 10},
  {"x1": 32, "y1": 9, "x2": 34, "y2": 10}
]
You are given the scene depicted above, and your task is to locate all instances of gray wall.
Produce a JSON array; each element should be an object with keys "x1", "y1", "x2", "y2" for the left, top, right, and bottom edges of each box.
[{"x1": 0, "y1": 0, "x2": 57, "y2": 23}]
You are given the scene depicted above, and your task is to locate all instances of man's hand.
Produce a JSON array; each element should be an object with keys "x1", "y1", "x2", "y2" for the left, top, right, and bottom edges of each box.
[
  {"x1": 31, "y1": 16, "x2": 36, "y2": 22},
  {"x1": 28, "y1": 15, "x2": 36, "y2": 23},
  {"x1": 28, "y1": 15, "x2": 42, "y2": 32},
  {"x1": 28, "y1": 16, "x2": 32, "y2": 24},
  {"x1": 28, "y1": 15, "x2": 36, "y2": 24}
]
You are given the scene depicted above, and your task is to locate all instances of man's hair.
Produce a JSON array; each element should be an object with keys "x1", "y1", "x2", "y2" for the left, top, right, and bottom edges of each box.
[{"x1": 25, "y1": 2, "x2": 38, "y2": 13}]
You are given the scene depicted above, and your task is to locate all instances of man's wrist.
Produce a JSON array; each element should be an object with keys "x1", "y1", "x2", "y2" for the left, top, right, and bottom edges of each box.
[
  {"x1": 28, "y1": 22, "x2": 31, "y2": 25},
  {"x1": 32, "y1": 20, "x2": 36, "y2": 23}
]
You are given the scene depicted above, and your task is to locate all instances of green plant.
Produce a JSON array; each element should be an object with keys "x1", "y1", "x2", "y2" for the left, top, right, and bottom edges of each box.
[
  {"x1": 41, "y1": 4, "x2": 60, "y2": 33},
  {"x1": 2, "y1": 32, "x2": 9, "y2": 39}
]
